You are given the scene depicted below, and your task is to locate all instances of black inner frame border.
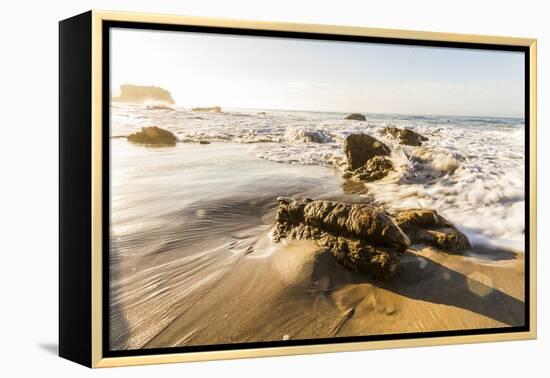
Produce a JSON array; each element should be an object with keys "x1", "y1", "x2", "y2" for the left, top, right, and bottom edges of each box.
[{"x1": 101, "y1": 20, "x2": 531, "y2": 359}]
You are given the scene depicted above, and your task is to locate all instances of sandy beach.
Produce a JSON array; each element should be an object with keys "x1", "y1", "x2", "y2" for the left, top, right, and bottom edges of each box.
[
  {"x1": 145, "y1": 242, "x2": 524, "y2": 349},
  {"x1": 108, "y1": 112, "x2": 525, "y2": 350}
]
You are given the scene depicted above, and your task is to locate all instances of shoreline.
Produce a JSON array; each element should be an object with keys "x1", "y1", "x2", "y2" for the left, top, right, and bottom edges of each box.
[
  {"x1": 144, "y1": 238, "x2": 524, "y2": 349},
  {"x1": 109, "y1": 141, "x2": 525, "y2": 350}
]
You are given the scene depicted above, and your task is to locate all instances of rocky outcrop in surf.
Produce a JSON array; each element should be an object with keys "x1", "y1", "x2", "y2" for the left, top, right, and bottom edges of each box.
[
  {"x1": 192, "y1": 106, "x2": 222, "y2": 113},
  {"x1": 343, "y1": 133, "x2": 393, "y2": 182},
  {"x1": 113, "y1": 84, "x2": 175, "y2": 105},
  {"x1": 383, "y1": 127, "x2": 428, "y2": 146},
  {"x1": 345, "y1": 113, "x2": 367, "y2": 121},
  {"x1": 273, "y1": 197, "x2": 409, "y2": 280},
  {"x1": 273, "y1": 198, "x2": 471, "y2": 280},
  {"x1": 343, "y1": 134, "x2": 391, "y2": 171},
  {"x1": 393, "y1": 209, "x2": 471, "y2": 253},
  {"x1": 127, "y1": 126, "x2": 177, "y2": 146},
  {"x1": 351, "y1": 156, "x2": 393, "y2": 182}
]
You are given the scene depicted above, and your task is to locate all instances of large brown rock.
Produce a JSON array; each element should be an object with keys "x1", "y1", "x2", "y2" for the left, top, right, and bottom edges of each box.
[
  {"x1": 274, "y1": 198, "x2": 410, "y2": 250},
  {"x1": 343, "y1": 134, "x2": 391, "y2": 170},
  {"x1": 352, "y1": 156, "x2": 393, "y2": 182},
  {"x1": 127, "y1": 126, "x2": 177, "y2": 146},
  {"x1": 345, "y1": 113, "x2": 366, "y2": 121},
  {"x1": 273, "y1": 198, "x2": 410, "y2": 280},
  {"x1": 393, "y1": 209, "x2": 470, "y2": 253},
  {"x1": 273, "y1": 198, "x2": 471, "y2": 279},
  {"x1": 383, "y1": 127, "x2": 428, "y2": 146}
]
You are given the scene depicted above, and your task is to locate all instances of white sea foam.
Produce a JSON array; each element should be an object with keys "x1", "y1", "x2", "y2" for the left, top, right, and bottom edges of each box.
[
  {"x1": 143, "y1": 100, "x2": 175, "y2": 111},
  {"x1": 284, "y1": 128, "x2": 335, "y2": 144},
  {"x1": 112, "y1": 104, "x2": 526, "y2": 252}
]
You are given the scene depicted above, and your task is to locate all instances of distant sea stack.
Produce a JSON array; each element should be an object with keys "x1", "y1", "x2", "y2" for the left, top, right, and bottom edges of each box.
[
  {"x1": 192, "y1": 106, "x2": 222, "y2": 113},
  {"x1": 112, "y1": 84, "x2": 175, "y2": 105}
]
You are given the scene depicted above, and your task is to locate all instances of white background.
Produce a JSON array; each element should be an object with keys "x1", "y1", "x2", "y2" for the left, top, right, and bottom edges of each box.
[{"x1": 0, "y1": 0, "x2": 547, "y2": 376}]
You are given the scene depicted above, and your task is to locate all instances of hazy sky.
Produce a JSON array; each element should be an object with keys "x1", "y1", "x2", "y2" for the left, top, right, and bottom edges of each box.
[{"x1": 111, "y1": 28, "x2": 525, "y2": 117}]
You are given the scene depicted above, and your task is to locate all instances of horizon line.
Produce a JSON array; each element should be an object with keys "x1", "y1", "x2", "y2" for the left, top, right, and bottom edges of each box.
[
  {"x1": 152, "y1": 102, "x2": 524, "y2": 120},
  {"x1": 217, "y1": 105, "x2": 525, "y2": 120}
]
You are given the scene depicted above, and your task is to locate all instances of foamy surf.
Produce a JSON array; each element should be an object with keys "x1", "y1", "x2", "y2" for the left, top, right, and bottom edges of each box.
[{"x1": 112, "y1": 104, "x2": 525, "y2": 252}]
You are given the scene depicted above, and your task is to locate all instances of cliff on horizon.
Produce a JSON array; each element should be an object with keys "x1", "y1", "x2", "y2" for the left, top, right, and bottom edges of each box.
[{"x1": 112, "y1": 84, "x2": 175, "y2": 105}]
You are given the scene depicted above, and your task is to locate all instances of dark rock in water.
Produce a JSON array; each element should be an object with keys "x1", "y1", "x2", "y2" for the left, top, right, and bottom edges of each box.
[
  {"x1": 344, "y1": 134, "x2": 391, "y2": 170},
  {"x1": 273, "y1": 198, "x2": 410, "y2": 280},
  {"x1": 393, "y1": 209, "x2": 470, "y2": 253},
  {"x1": 199, "y1": 140, "x2": 210, "y2": 144},
  {"x1": 352, "y1": 156, "x2": 393, "y2": 182},
  {"x1": 192, "y1": 106, "x2": 222, "y2": 113},
  {"x1": 382, "y1": 127, "x2": 428, "y2": 146},
  {"x1": 345, "y1": 113, "x2": 367, "y2": 121},
  {"x1": 127, "y1": 126, "x2": 177, "y2": 146}
]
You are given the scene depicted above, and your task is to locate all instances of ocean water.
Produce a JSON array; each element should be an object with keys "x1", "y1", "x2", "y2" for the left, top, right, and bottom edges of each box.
[{"x1": 111, "y1": 104, "x2": 525, "y2": 252}]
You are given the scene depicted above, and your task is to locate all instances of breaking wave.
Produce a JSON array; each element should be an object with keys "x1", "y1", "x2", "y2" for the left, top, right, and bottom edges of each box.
[{"x1": 111, "y1": 104, "x2": 525, "y2": 252}]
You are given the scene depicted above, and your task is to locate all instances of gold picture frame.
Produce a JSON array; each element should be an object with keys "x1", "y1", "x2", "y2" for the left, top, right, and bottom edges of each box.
[{"x1": 59, "y1": 10, "x2": 537, "y2": 368}]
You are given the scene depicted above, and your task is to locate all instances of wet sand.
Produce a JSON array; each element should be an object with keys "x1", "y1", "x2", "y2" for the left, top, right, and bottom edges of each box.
[
  {"x1": 144, "y1": 242, "x2": 524, "y2": 348},
  {"x1": 109, "y1": 141, "x2": 524, "y2": 350}
]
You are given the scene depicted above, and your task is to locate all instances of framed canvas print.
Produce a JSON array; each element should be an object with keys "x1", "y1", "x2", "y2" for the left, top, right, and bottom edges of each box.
[{"x1": 59, "y1": 10, "x2": 537, "y2": 368}]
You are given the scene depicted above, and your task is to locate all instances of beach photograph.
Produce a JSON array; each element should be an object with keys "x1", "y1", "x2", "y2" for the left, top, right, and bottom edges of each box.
[{"x1": 108, "y1": 27, "x2": 526, "y2": 351}]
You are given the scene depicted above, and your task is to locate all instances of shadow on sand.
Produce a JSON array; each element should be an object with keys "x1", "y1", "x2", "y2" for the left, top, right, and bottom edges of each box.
[{"x1": 311, "y1": 249, "x2": 524, "y2": 327}]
